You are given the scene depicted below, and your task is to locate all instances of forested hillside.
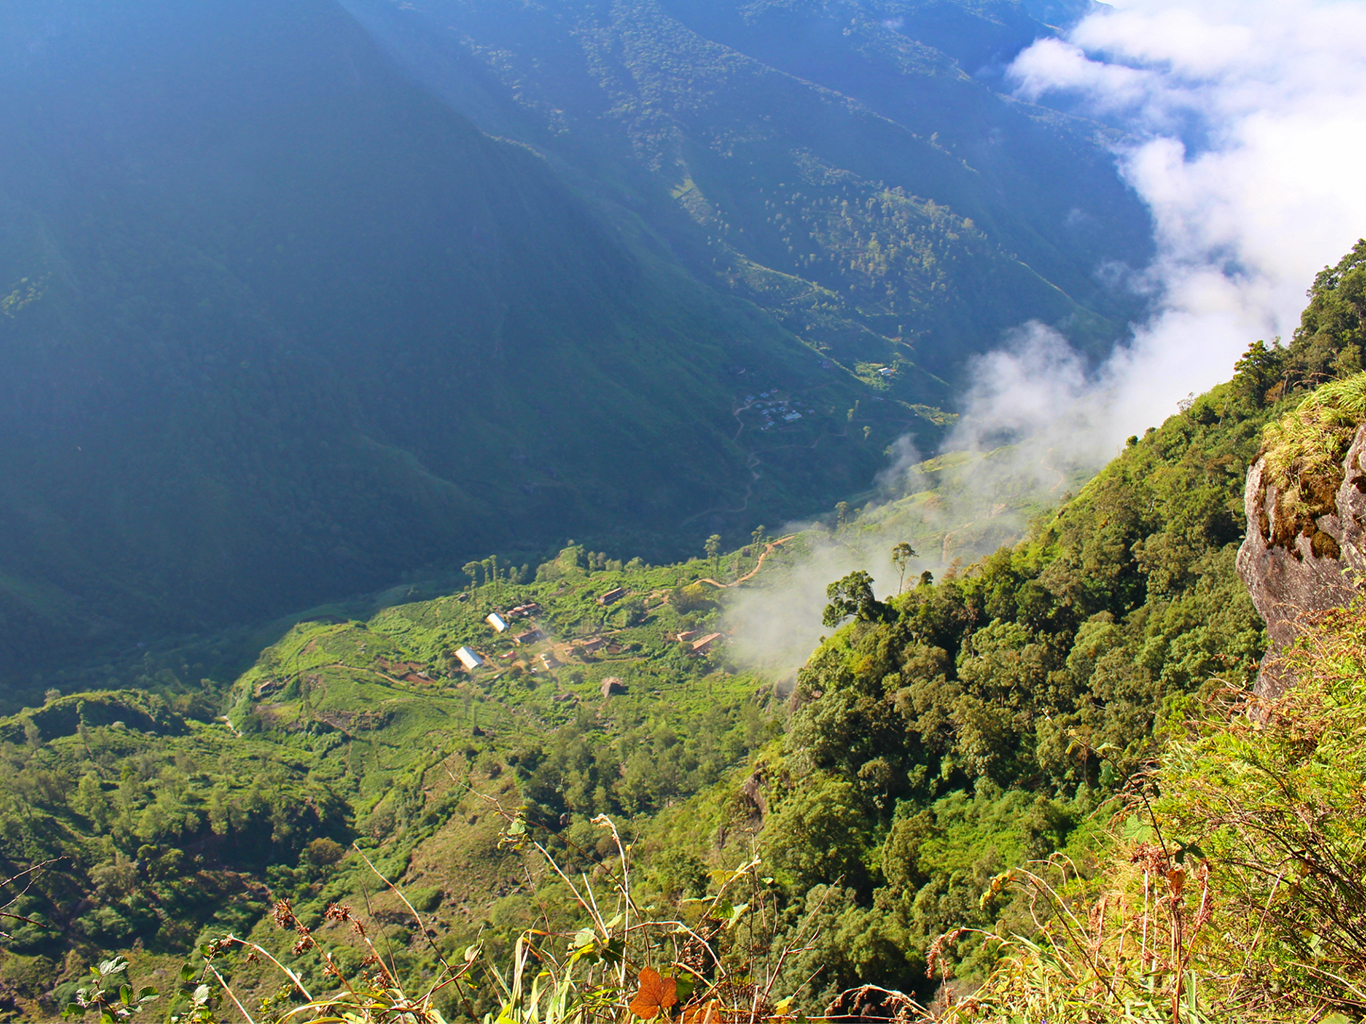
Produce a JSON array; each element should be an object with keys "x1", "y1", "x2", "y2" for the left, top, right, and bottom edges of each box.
[
  {"x1": 0, "y1": 538, "x2": 791, "y2": 1019},
  {"x1": 0, "y1": 245, "x2": 1361, "y2": 1022},
  {"x1": 344, "y1": 0, "x2": 1154, "y2": 380},
  {"x1": 4, "y1": 0, "x2": 1363, "y2": 1010},
  {"x1": 745, "y1": 242, "x2": 1366, "y2": 1002}
]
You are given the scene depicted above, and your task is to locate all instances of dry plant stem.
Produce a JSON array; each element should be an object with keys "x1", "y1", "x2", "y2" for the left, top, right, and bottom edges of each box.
[
  {"x1": 353, "y1": 875, "x2": 398, "y2": 997},
  {"x1": 752, "y1": 940, "x2": 816, "y2": 1023},
  {"x1": 594, "y1": 816, "x2": 629, "y2": 920},
  {"x1": 535, "y1": 843, "x2": 607, "y2": 933},
  {"x1": 751, "y1": 879, "x2": 839, "y2": 1015},
  {"x1": 1170, "y1": 909, "x2": 1183, "y2": 1023},
  {"x1": 207, "y1": 962, "x2": 258, "y2": 1024},
  {"x1": 627, "y1": 920, "x2": 724, "y2": 977},
  {"x1": 1301, "y1": 964, "x2": 1366, "y2": 1008},
  {"x1": 1015, "y1": 867, "x2": 1121, "y2": 1003},
  {"x1": 792, "y1": 965, "x2": 829, "y2": 1007},
  {"x1": 221, "y1": 935, "x2": 316, "y2": 1002},
  {"x1": 821, "y1": 984, "x2": 929, "y2": 1024},
  {"x1": 1087, "y1": 733, "x2": 1172, "y2": 862},
  {"x1": 1169, "y1": 873, "x2": 1205, "y2": 1024},
  {"x1": 0, "y1": 858, "x2": 64, "y2": 932},
  {"x1": 1115, "y1": 894, "x2": 1128, "y2": 969},
  {"x1": 351, "y1": 842, "x2": 461, "y2": 998},
  {"x1": 1142, "y1": 869, "x2": 1151, "y2": 971},
  {"x1": 581, "y1": 870, "x2": 608, "y2": 935}
]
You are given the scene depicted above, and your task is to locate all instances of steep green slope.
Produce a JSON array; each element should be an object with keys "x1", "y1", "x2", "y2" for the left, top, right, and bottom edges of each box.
[
  {"x1": 0, "y1": 368, "x2": 1288, "y2": 1018},
  {"x1": 964, "y1": 380, "x2": 1366, "y2": 1019},
  {"x1": 339, "y1": 0, "x2": 1154, "y2": 380},
  {"x1": 738, "y1": 243, "x2": 1366, "y2": 1002},
  {"x1": 0, "y1": 542, "x2": 789, "y2": 1018},
  {"x1": 0, "y1": 0, "x2": 895, "y2": 694},
  {"x1": 745, "y1": 379, "x2": 1268, "y2": 1000}
]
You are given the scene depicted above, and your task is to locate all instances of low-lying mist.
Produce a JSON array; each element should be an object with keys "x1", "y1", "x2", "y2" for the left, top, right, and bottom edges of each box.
[
  {"x1": 726, "y1": 324, "x2": 1117, "y2": 679},
  {"x1": 723, "y1": 0, "x2": 1366, "y2": 680}
]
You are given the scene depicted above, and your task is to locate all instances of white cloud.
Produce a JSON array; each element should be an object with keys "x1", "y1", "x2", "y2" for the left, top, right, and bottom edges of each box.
[
  {"x1": 726, "y1": 2, "x2": 1366, "y2": 677},
  {"x1": 1008, "y1": 0, "x2": 1366, "y2": 441}
]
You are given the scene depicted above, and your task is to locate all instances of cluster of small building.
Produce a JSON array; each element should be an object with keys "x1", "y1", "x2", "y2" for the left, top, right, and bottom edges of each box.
[
  {"x1": 459, "y1": 600, "x2": 558, "y2": 674},
  {"x1": 487, "y1": 605, "x2": 545, "y2": 647},
  {"x1": 458, "y1": 587, "x2": 705, "y2": 682},
  {"x1": 457, "y1": 647, "x2": 553, "y2": 674},
  {"x1": 742, "y1": 391, "x2": 813, "y2": 432}
]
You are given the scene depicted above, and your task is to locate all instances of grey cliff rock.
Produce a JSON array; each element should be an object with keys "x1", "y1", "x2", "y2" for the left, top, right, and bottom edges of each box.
[{"x1": 1237, "y1": 422, "x2": 1366, "y2": 697}]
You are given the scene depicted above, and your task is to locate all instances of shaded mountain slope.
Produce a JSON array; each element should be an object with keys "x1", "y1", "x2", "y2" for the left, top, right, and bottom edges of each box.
[
  {"x1": 0, "y1": 0, "x2": 883, "y2": 687},
  {"x1": 338, "y1": 0, "x2": 1154, "y2": 381}
]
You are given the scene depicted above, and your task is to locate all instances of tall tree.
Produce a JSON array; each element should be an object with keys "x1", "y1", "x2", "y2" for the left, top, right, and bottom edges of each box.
[
  {"x1": 822, "y1": 571, "x2": 887, "y2": 627},
  {"x1": 891, "y1": 542, "x2": 916, "y2": 594},
  {"x1": 705, "y1": 534, "x2": 721, "y2": 577}
]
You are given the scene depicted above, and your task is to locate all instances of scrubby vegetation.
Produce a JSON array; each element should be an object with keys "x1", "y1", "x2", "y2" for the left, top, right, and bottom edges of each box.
[
  {"x1": 1260, "y1": 373, "x2": 1366, "y2": 543},
  {"x1": 956, "y1": 601, "x2": 1366, "y2": 1023}
]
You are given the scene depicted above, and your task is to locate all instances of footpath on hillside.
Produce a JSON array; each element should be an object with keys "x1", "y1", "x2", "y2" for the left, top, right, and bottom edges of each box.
[{"x1": 696, "y1": 535, "x2": 794, "y2": 588}]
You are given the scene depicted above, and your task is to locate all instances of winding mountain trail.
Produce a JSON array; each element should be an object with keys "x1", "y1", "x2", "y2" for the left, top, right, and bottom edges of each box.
[
  {"x1": 680, "y1": 384, "x2": 843, "y2": 527},
  {"x1": 696, "y1": 535, "x2": 795, "y2": 588},
  {"x1": 1041, "y1": 447, "x2": 1067, "y2": 494}
]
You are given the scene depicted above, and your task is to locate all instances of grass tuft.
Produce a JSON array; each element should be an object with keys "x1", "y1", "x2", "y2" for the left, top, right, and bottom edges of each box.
[{"x1": 1259, "y1": 372, "x2": 1366, "y2": 545}]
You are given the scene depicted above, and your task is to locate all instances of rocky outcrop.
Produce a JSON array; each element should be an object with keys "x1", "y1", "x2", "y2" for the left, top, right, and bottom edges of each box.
[{"x1": 1238, "y1": 423, "x2": 1366, "y2": 697}]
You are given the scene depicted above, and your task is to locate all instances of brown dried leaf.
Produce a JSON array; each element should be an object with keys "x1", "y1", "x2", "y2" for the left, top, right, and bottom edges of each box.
[{"x1": 630, "y1": 967, "x2": 678, "y2": 1020}]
